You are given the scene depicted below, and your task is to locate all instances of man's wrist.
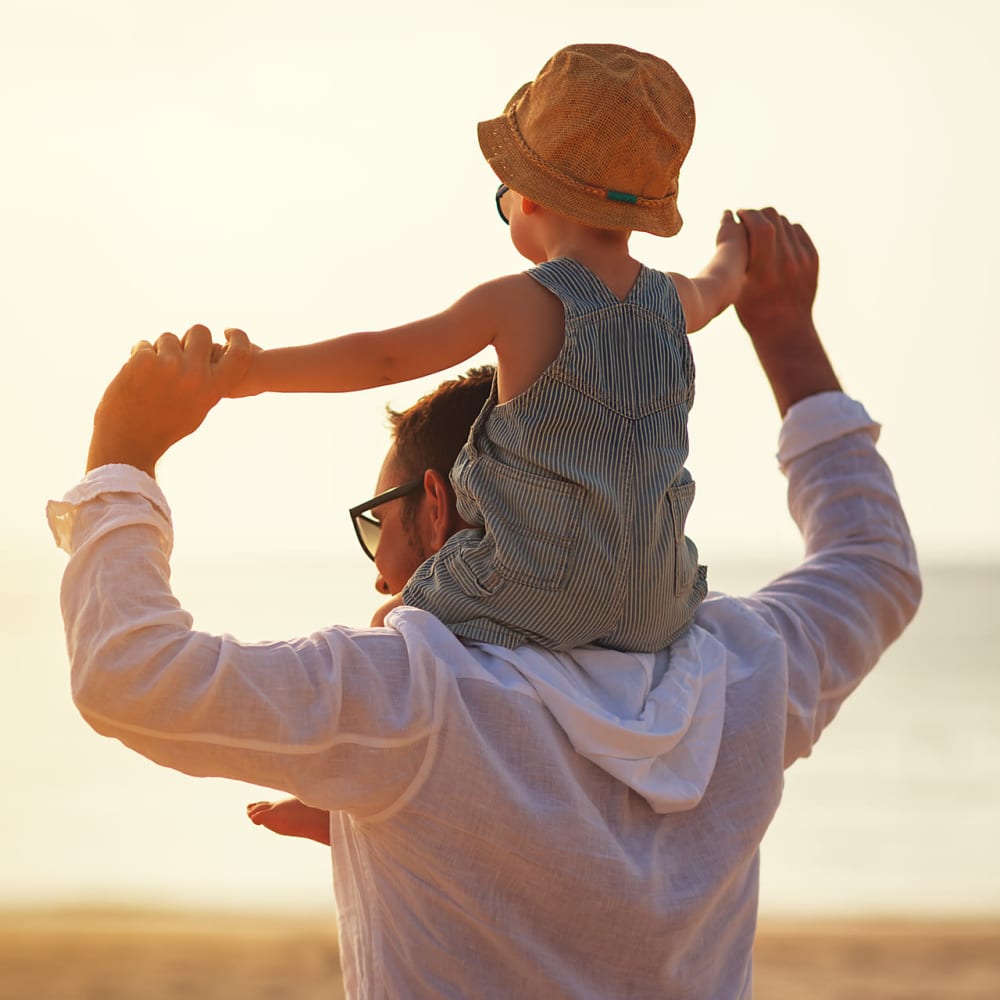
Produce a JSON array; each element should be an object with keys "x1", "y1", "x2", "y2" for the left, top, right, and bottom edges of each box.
[
  {"x1": 747, "y1": 323, "x2": 841, "y2": 416},
  {"x1": 86, "y1": 428, "x2": 158, "y2": 478}
]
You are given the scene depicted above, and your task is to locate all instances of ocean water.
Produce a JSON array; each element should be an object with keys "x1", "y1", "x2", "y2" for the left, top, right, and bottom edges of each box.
[{"x1": 3, "y1": 550, "x2": 998, "y2": 917}]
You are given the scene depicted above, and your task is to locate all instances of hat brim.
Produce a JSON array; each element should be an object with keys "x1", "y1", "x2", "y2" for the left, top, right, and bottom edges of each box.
[{"x1": 477, "y1": 111, "x2": 683, "y2": 238}]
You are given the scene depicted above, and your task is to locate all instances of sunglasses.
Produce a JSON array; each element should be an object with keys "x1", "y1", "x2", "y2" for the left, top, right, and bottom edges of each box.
[
  {"x1": 348, "y1": 479, "x2": 424, "y2": 561},
  {"x1": 495, "y1": 183, "x2": 510, "y2": 225}
]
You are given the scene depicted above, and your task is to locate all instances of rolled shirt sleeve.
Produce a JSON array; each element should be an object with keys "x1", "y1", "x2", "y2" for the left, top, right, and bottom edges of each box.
[
  {"x1": 47, "y1": 467, "x2": 443, "y2": 817},
  {"x1": 746, "y1": 392, "x2": 922, "y2": 765}
]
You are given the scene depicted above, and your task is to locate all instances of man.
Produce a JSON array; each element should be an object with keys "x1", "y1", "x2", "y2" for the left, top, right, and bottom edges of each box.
[{"x1": 49, "y1": 210, "x2": 920, "y2": 999}]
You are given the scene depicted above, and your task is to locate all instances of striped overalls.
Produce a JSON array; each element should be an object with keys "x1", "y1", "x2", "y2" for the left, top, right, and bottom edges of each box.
[{"x1": 401, "y1": 257, "x2": 707, "y2": 652}]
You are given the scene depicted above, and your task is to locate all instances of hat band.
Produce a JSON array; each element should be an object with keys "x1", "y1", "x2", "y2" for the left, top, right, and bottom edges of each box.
[{"x1": 505, "y1": 110, "x2": 677, "y2": 209}]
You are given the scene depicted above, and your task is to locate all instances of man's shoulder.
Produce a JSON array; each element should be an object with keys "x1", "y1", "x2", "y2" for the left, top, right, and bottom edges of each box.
[{"x1": 694, "y1": 593, "x2": 788, "y2": 683}]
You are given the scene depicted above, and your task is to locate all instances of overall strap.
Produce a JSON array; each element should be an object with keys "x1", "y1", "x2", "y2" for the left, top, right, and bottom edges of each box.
[{"x1": 526, "y1": 257, "x2": 626, "y2": 318}]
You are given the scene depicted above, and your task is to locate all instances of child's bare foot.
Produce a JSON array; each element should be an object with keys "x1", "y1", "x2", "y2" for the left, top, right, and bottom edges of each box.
[{"x1": 246, "y1": 798, "x2": 331, "y2": 846}]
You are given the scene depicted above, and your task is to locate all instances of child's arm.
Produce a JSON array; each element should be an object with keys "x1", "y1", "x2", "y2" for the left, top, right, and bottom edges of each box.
[
  {"x1": 668, "y1": 210, "x2": 749, "y2": 334},
  {"x1": 226, "y1": 277, "x2": 518, "y2": 398}
]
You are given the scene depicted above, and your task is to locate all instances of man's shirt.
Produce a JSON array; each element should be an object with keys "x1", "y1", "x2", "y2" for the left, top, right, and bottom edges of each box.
[{"x1": 48, "y1": 392, "x2": 921, "y2": 999}]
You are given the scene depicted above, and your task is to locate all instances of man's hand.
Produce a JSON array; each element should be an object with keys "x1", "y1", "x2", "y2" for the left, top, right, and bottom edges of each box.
[
  {"x1": 734, "y1": 208, "x2": 840, "y2": 415},
  {"x1": 86, "y1": 325, "x2": 253, "y2": 477}
]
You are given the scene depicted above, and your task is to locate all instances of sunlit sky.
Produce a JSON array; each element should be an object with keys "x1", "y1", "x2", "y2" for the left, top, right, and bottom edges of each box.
[
  {"x1": 1, "y1": 0, "x2": 998, "y2": 916},
  {"x1": 4, "y1": 0, "x2": 997, "y2": 573}
]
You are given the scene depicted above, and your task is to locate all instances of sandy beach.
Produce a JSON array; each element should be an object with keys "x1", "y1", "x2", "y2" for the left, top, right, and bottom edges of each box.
[{"x1": 1, "y1": 909, "x2": 998, "y2": 999}]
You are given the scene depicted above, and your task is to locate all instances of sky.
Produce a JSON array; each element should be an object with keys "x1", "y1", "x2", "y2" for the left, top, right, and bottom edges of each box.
[
  {"x1": 0, "y1": 0, "x2": 998, "y2": 912},
  {"x1": 2, "y1": 0, "x2": 998, "y2": 575}
]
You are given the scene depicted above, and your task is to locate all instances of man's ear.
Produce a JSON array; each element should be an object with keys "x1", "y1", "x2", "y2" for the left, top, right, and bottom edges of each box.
[{"x1": 422, "y1": 467, "x2": 458, "y2": 554}]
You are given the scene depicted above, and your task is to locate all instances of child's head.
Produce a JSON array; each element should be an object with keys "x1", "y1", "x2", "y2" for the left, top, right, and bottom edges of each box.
[{"x1": 478, "y1": 44, "x2": 695, "y2": 238}]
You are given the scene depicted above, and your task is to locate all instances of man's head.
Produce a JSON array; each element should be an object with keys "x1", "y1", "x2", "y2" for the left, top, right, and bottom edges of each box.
[{"x1": 362, "y1": 366, "x2": 493, "y2": 595}]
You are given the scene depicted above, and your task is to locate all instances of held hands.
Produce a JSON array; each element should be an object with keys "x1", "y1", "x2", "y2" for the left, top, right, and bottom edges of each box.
[
  {"x1": 731, "y1": 208, "x2": 840, "y2": 414},
  {"x1": 733, "y1": 208, "x2": 819, "y2": 344},
  {"x1": 86, "y1": 325, "x2": 253, "y2": 476},
  {"x1": 215, "y1": 337, "x2": 263, "y2": 397}
]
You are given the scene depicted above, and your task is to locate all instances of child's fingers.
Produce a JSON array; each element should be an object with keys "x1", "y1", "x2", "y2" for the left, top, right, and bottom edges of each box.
[
  {"x1": 214, "y1": 328, "x2": 252, "y2": 382},
  {"x1": 222, "y1": 327, "x2": 250, "y2": 350}
]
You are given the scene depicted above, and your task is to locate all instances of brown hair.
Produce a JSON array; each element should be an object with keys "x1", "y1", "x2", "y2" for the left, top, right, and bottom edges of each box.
[{"x1": 387, "y1": 366, "x2": 494, "y2": 487}]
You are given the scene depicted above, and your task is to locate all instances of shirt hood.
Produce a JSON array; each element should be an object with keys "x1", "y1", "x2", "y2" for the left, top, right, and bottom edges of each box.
[{"x1": 390, "y1": 607, "x2": 730, "y2": 814}]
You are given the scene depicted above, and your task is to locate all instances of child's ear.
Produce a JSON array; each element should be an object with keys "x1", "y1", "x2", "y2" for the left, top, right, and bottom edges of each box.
[{"x1": 520, "y1": 196, "x2": 540, "y2": 216}]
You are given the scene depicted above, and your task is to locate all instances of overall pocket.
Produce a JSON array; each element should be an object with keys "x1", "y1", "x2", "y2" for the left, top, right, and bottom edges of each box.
[
  {"x1": 466, "y1": 453, "x2": 584, "y2": 592},
  {"x1": 668, "y1": 480, "x2": 699, "y2": 598}
]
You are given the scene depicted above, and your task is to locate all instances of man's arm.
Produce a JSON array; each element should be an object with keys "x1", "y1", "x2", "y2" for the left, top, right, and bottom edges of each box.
[
  {"x1": 49, "y1": 323, "x2": 442, "y2": 816},
  {"x1": 48, "y1": 471, "x2": 442, "y2": 815},
  {"x1": 730, "y1": 210, "x2": 921, "y2": 765}
]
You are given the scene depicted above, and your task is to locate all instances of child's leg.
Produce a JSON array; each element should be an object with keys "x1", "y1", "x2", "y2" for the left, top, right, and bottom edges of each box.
[{"x1": 246, "y1": 798, "x2": 331, "y2": 846}]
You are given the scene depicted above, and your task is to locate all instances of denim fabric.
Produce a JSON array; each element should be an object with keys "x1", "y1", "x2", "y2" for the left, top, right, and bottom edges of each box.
[{"x1": 402, "y1": 257, "x2": 706, "y2": 651}]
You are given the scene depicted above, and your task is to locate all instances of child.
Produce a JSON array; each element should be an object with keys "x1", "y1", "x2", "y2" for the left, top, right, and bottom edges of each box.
[{"x1": 229, "y1": 43, "x2": 747, "y2": 654}]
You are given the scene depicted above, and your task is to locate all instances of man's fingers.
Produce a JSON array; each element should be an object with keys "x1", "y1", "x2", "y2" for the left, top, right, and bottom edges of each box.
[
  {"x1": 737, "y1": 209, "x2": 777, "y2": 272},
  {"x1": 154, "y1": 332, "x2": 183, "y2": 357},
  {"x1": 124, "y1": 324, "x2": 248, "y2": 401},
  {"x1": 739, "y1": 208, "x2": 816, "y2": 274},
  {"x1": 791, "y1": 222, "x2": 817, "y2": 258},
  {"x1": 770, "y1": 215, "x2": 818, "y2": 281},
  {"x1": 181, "y1": 324, "x2": 213, "y2": 360}
]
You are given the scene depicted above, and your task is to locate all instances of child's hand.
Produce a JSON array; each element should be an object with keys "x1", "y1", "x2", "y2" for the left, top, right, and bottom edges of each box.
[
  {"x1": 716, "y1": 210, "x2": 749, "y2": 273},
  {"x1": 674, "y1": 211, "x2": 751, "y2": 333},
  {"x1": 212, "y1": 328, "x2": 263, "y2": 397}
]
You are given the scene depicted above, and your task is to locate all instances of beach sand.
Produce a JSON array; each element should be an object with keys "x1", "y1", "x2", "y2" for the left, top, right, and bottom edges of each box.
[{"x1": 1, "y1": 909, "x2": 998, "y2": 999}]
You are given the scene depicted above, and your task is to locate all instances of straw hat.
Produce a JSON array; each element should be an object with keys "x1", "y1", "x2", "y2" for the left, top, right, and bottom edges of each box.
[{"x1": 478, "y1": 44, "x2": 695, "y2": 237}]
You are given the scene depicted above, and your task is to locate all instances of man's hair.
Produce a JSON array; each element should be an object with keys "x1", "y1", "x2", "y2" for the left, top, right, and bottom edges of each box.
[{"x1": 387, "y1": 366, "x2": 494, "y2": 485}]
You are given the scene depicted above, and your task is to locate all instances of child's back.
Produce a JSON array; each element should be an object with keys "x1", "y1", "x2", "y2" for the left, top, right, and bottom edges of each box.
[{"x1": 403, "y1": 255, "x2": 705, "y2": 651}]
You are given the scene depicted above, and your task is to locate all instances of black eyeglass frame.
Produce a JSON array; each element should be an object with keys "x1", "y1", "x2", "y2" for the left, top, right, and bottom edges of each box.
[
  {"x1": 348, "y1": 478, "x2": 424, "y2": 561},
  {"x1": 495, "y1": 183, "x2": 510, "y2": 225}
]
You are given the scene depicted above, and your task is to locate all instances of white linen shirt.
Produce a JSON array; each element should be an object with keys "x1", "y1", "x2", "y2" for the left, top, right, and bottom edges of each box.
[{"x1": 48, "y1": 392, "x2": 921, "y2": 1000}]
